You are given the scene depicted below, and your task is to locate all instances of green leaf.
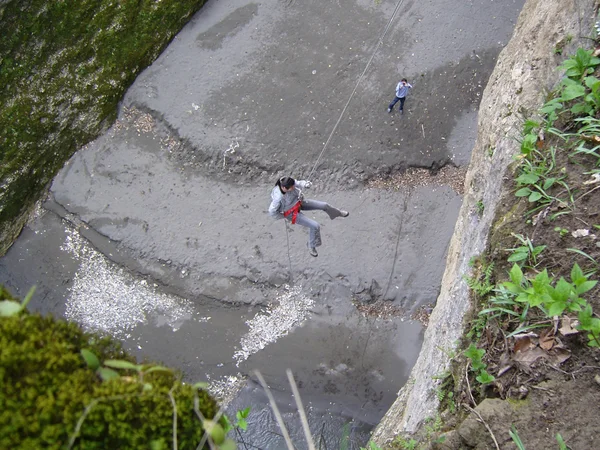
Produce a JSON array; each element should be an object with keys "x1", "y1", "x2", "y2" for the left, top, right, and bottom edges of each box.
[
  {"x1": 542, "y1": 178, "x2": 556, "y2": 190},
  {"x1": 528, "y1": 191, "x2": 543, "y2": 202},
  {"x1": 464, "y1": 343, "x2": 485, "y2": 361},
  {"x1": 516, "y1": 173, "x2": 539, "y2": 185},
  {"x1": 584, "y1": 76, "x2": 600, "y2": 89},
  {"x1": 579, "y1": 304, "x2": 594, "y2": 328},
  {"x1": 576, "y1": 280, "x2": 597, "y2": 295},
  {"x1": 476, "y1": 370, "x2": 495, "y2": 384},
  {"x1": 150, "y1": 439, "x2": 167, "y2": 450},
  {"x1": 238, "y1": 407, "x2": 250, "y2": 419},
  {"x1": 515, "y1": 187, "x2": 532, "y2": 197},
  {"x1": 21, "y1": 286, "x2": 36, "y2": 310},
  {"x1": 570, "y1": 263, "x2": 584, "y2": 284},
  {"x1": 218, "y1": 439, "x2": 238, "y2": 450},
  {"x1": 103, "y1": 359, "x2": 140, "y2": 371},
  {"x1": 547, "y1": 301, "x2": 566, "y2": 317},
  {"x1": 0, "y1": 300, "x2": 23, "y2": 317},
  {"x1": 503, "y1": 282, "x2": 523, "y2": 295},
  {"x1": 81, "y1": 349, "x2": 100, "y2": 370},
  {"x1": 143, "y1": 383, "x2": 153, "y2": 391},
  {"x1": 571, "y1": 102, "x2": 592, "y2": 115},
  {"x1": 561, "y1": 80, "x2": 586, "y2": 100},
  {"x1": 143, "y1": 365, "x2": 172, "y2": 374},
  {"x1": 552, "y1": 278, "x2": 572, "y2": 302},
  {"x1": 509, "y1": 264, "x2": 524, "y2": 285},
  {"x1": 508, "y1": 252, "x2": 528, "y2": 262},
  {"x1": 193, "y1": 382, "x2": 209, "y2": 390},
  {"x1": 97, "y1": 367, "x2": 120, "y2": 381},
  {"x1": 237, "y1": 417, "x2": 247, "y2": 431}
]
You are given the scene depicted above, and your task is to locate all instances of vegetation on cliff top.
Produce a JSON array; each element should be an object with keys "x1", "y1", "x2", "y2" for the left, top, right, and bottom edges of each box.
[
  {"x1": 0, "y1": 0, "x2": 206, "y2": 254},
  {"x1": 0, "y1": 286, "x2": 235, "y2": 450}
]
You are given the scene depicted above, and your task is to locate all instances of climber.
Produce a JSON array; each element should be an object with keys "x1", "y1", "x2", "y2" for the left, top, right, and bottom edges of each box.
[{"x1": 268, "y1": 176, "x2": 349, "y2": 257}]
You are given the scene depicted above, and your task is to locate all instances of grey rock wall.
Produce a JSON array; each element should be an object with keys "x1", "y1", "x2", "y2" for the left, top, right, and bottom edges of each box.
[{"x1": 372, "y1": 0, "x2": 597, "y2": 443}]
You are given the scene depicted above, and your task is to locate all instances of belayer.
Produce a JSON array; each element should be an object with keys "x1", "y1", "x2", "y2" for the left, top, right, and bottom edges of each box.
[{"x1": 268, "y1": 176, "x2": 349, "y2": 257}]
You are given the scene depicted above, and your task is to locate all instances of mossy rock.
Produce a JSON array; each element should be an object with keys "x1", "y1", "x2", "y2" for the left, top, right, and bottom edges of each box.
[
  {"x1": 0, "y1": 290, "x2": 220, "y2": 449},
  {"x1": 0, "y1": 0, "x2": 208, "y2": 255}
]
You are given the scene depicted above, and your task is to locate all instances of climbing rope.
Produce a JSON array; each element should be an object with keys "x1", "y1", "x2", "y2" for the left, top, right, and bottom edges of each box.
[
  {"x1": 285, "y1": 0, "x2": 407, "y2": 284},
  {"x1": 307, "y1": 0, "x2": 406, "y2": 180}
]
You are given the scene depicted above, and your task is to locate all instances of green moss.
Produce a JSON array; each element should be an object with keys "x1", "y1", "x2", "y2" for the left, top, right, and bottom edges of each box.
[
  {"x1": 0, "y1": 0, "x2": 207, "y2": 254},
  {"x1": 0, "y1": 299, "x2": 219, "y2": 449}
]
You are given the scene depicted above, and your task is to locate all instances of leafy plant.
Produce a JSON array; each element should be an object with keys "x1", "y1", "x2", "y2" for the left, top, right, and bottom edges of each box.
[
  {"x1": 556, "y1": 433, "x2": 569, "y2": 450},
  {"x1": 578, "y1": 304, "x2": 600, "y2": 347},
  {"x1": 509, "y1": 425, "x2": 526, "y2": 450},
  {"x1": 514, "y1": 146, "x2": 570, "y2": 212},
  {"x1": 554, "y1": 227, "x2": 569, "y2": 237},
  {"x1": 476, "y1": 200, "x2": 484, "y2": 216},
  {"x1": 559, "y1": 48, "x2": 600, "y2": 81},
  {"x1": 392, "y1": 436, "x2": 418, "y2": 450},
  {"x1": 506, "y1": 233, "x2": 546, "y2": 267},
  {"x1": 464, "y1": 260, "x2": 495, "y2": 296},
  {"x1": 0, "y1": 286, "x2": 35, "y2": 317},
  {"x1": 464, "y1": 344, "x2": 495, "y2": 385}
]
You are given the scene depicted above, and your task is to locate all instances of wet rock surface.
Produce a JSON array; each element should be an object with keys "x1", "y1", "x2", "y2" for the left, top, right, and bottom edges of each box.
[{"x1": 0, "y1": 0, "x2": 525, "y2": 446}]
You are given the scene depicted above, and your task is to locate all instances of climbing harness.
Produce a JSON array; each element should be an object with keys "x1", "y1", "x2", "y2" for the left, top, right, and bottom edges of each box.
[{"x1": 283, "y1": 200, "x2": 302, "y2": 224}]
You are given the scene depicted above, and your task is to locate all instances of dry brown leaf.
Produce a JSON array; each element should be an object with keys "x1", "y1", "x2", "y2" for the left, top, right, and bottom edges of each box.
[
  {"x1": 539, "y1": 327, "x2": 556, "y2": 350},
  {"x1": 513, "y1": 335, "x2": 535, "y2": 353},
  {"x1": 497, "y1": 352, "x2": 513, "y2": 377},
  {"x1": 559, "y1": 316, "x2": 580, "y2": 336},
  {"x1": 540, "y1": 335, "x2": 555, "y2": 351},
  {"x1": 548, "y1": 347, "x2": 571, "y2": 365},
  {"x1": 514, "y1": 346, "x2": 547, "y2": 366}
]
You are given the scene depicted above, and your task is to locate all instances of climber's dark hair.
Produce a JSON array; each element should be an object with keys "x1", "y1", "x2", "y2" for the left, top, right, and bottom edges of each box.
[{"x1": 276, "y1": 176, "x2": 295, "y2": 189}]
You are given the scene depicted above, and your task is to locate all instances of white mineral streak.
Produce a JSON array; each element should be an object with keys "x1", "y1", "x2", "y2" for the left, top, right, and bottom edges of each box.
[
  {"x1": 234, "y1": 285, "x2": 314, "y2": 366},
  {"x1": 62, "y1": 228, "x2": 194, "y2": 337}
]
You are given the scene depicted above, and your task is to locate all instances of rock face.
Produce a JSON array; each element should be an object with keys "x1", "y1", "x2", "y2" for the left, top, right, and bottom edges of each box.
[{"x1": 371, "y1": 0, "x2": 596, "y2": 443}]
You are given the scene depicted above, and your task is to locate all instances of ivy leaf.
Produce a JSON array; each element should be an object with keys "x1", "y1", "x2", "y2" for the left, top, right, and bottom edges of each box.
[{"x1": 81, "y1": 349, "x2": 100, "y2": 370}]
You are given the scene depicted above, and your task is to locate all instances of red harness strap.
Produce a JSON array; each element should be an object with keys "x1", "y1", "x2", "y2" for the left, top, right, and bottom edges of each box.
[{"x1": 283, "y1": 201, "x2": 302, "y2": 224}]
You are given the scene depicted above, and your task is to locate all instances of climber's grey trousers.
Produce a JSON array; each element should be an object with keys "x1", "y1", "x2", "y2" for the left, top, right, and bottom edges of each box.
[{"x1": 286, "y1": 199, "x2": 346, "y2": 249}]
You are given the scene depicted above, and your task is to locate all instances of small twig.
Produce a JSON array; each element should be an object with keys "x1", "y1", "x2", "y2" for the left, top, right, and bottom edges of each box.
[
  {"x1": 463, "y1": 404, "x2": 500, "y2": 450},
  {"x1": 67, "y1": 395, "x2": 129, "y2": 449},
  {"x1": 576, "y1": 183, "x2": 600, "y2": 202},
  {"x1": 235, "y1": 427, "x2": 251, "y2": 450},
  {"x1": 421, "y1": 123, "x2": 425, "y2": 138},
  {"x1": 255, "y1": 370, "x2": 295, "y2": 450},
  {"x1": 168, "y1": 386, "x2": 178, "y2": 450},
  {"x1": 530, "y1": 385, "x2": 552, "y2": 392},
  {"x1": 464, "y1": 364, "x2": 476, "y2": 407},
  {"x1": 287, "y1": 369, "x2": 316, "y2": 450}
]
